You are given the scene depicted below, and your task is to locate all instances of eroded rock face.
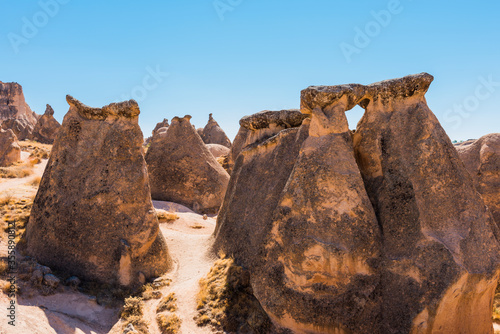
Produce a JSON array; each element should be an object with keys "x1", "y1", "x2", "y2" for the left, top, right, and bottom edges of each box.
[
  {"x1": 353, "y1": 73, "x2": 500, "y2": 334},
  {"x1": 206, "y1": 143, "x2": 230, "y2": 158},
  {"x1": 31, "y1": 104, "x2": 61, "y2": 144},
  {"x1": 152, "y1": 118, "x2": 169, "y2": 135},
  {"x1": 26, "y1": 96, "x2": 171, "y2": 287},
  {"x1": 200, "y1": 113, "x2": 231, "y2": 148},
  {"x1": 227, "y1": 109, "x2": 307, "y2": 172},
  {"x1": 215, "y1": 73, "x2": 500, "y2": 334},
  {"x1": 455, "y1": 134, "x2": 500, "y2": 227},
  {"x1": 0, "y1": 128, "x2": 21, "y2": 167},
  {"x1": 145, "y1": 115, "x2": 230, "y2": 214},
  {"x1": 0, "y1": 81, "x2": 38, "y2": 140}
]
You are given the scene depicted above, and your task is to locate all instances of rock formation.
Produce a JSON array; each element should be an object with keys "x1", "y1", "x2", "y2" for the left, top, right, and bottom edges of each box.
[
  {"x1": 226, "y1": 109, "x2": 308, "y2": 172},
  {"x1": 30, "y1": 104, "x2": 61, "y2": 144},
  {"x1": 0, "y1": 128, "x2": 21, "y2": 167},
  {"x1": 206, "y1": 143, "x2": 230, "y2": 158},
  {"x1": 200, "y1": 113, "x2": 231, "y2": 148},
  {"x1": 214, "y1": 73, "x2": 500, "y2": 334},
  {"x1": 456, "y1": 133, "x2": 500, "y2": 226},
  {"x1": 145, "y1": 115, "x2": 230, "y2": 214},
  {"x1": 152, "y1": 118, "x2": 169, "y2": 135},
  {"x1": 26, "y1": 95, "x2": 171, "y2": 287},
  {"x1": 0, "y1": 81, "x2": 38, "y2": 140}
]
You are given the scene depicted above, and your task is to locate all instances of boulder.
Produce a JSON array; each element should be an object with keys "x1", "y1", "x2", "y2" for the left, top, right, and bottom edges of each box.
[
  {"x1": 0, "y1": 81, "x2": 38, "y2": 140},
  {"x1": 0, "y1": 128, "x2": 21, "y2": 167},
  {"x1": 200, "y1": 113, "x2": 231, "y2": 148},
  {"x1": 455, "y1": 134, "x2": 500, "y2": 227},
  {"x1": 353, "y1": 73, "x2": 500, "y2": 333},
  {"x1": 31, "y1": 104, "x2": 61, "y2": 144},
  {"x1": 26, "y1": 95, "x2": 171, "y2": 287},
  {"x1": 206, "y1": 143, "x2": 230, "y2": 158},
  {"x1": 145, "y1": 115, "x2": 230, "y2": 214}
]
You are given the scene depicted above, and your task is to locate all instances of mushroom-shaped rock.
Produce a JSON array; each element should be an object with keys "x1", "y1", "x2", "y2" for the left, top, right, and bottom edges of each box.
[
  {"x1": 249, "y1": 88, "x2": 381, "y2": 334},
  {"x1": 0, "y1": 128, "x2": 21, "y2": 167},
  {"x1": 31, "y1": 104, "x2": 61, "y2": 144},
  {"x1": 227, "y1": 109, "x2": 308, "y2": 172},
  {"x1": 455, "y1": 133, "x2": 500, "y2": 227},
  {"x1": 26, "y1": 96, "x2": 171, "y2": 287},
  {"x1": 353, "y1": 73, "x2": 500, "y2": 333},
  {"x1": 200, "y1": 113, "x2": 231, "y2": 148},
  {"x1": 145, "y1": 115, "x2": 230, "y2": 214}
]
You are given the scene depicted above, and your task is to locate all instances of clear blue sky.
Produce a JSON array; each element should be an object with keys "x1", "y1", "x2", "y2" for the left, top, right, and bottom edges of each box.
[{"x1": 1, "y1": 0, "x2": 498, "y2": 141}]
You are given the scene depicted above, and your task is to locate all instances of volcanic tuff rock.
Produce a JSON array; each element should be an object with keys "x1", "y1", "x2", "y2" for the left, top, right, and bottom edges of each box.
[
  {"x1": 226, "y1": 109, "x2": 308, "y2": 172},
  {"x1": 206, "y1": 143, "x2": 230, "y2": 158},
  {"x1": 26, "y1": 95, "x2": 171, "y2": 287},
  {"x1": 30, "y1": 104, "x2": 61, "y2": 144},
  {"x1": 0, "y1": 128, "x2": 21, "y2": 167},
  {"x1": 456, "y1": 133, "x2": 500, "y2": 227},
  {"x1": 152, "y1": 118, "x2": 169, "y2": 135},
  {"x1": 145, "y1": 115, "x2": 230, "y2": 214},
  {"x1": 200, "y1": 113, "x2": 231, "y2": 148},
  {"x1": 0, "y1": 81, "x2": 38, "y2": 139},
  {"x1": 214, "y1": 73, "x2": 500, "y2": 334}
]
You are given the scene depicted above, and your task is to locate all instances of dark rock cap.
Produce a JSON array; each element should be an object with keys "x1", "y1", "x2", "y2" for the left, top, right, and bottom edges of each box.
[{"x1": 239, "y1": 109, "x2": 308, "y2": 130}]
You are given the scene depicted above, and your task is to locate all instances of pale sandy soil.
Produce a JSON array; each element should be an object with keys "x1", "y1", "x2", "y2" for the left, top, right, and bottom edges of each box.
[{"x1": 0, "y1": 152, "x2": 219, "y2": 334}]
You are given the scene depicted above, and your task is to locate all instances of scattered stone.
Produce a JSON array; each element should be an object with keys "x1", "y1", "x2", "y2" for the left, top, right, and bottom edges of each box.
[
  {"x1": 31, "y1": 269, "x2": 43, "y2": 286},
  {"x1": 145, "y1": 115, "x2": 230, "y2": 214},
  {"x1": 123, "y1": 323, "x2": 139, "y2": 334},
  {"x1": 30, "y1": 104, "x2": 61, "y2": 144},
  {"x1": 26, "y1": 96, "x2": 171, "y2": 287},
  {"x1": 0, "y1": 128, "x2": 21, "y2": 167},
  {"x1": 200, "y1": 113, "x2": 231, "y2": 148},
  {"x1": 455, "y1": 133, "x2": 500, "y2": 226},
  {"x1": 43, "y1": 274, "x2": 60, "y2": 289},
  {"x1": 65, "y1": 276, "x2": 81, "y2": 289}
]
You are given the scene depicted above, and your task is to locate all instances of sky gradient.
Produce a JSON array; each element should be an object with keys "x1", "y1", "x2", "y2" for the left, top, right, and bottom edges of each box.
[{"x1": 1, "y1": 0, "x2": 499, "y2": 141}]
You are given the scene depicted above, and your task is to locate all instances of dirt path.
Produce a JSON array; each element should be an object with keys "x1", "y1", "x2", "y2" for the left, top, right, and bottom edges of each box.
[
  {"x1": 157, "y1": 209, "x2": 217, "y2": 334},
  {"x1": 0, "y1": 153, "x2": 47, "y2": 200}
]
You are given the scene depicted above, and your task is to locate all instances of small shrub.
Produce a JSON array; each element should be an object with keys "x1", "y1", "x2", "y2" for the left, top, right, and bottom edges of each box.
[
  {"x1": 121, "y1": 296, "x2": 144, "y2": 319},
  {"x1": 141, "y1": 283, "x2": 162, "y2": 300},
  {"x1": 156, "y1": 313, "x2": 181, "y2": 334},
  {"x1": 156, "y1": 209, "x2": 179, "y2": 223},
  {"x1": 29, "y1": 176, "x2": 41, "y2": 186},
  {"x1": 157, "y1": 293, "x2": 177, "y2": 313},
  {"x1": 123, "y1": 315, "x2": 149, "y2": 334}
]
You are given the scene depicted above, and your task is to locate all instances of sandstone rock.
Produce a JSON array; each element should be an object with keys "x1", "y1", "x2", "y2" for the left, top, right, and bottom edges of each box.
[
  {"x1": 456, "y1": 133, "x2": 500, "y2": 227},
  {"x1": 200, "y1": 113, "x2": 231, "y2": 148},
  {"x1": 26, "y1": 95, "x2": 171, "y2": 287},
  {"x1": 227, "y1": 109, "x2": 308, "y2": 172},
  {"x1": 353, "y1": 73, "x2": 500, "y2": 333},
  {"x1": 206, "y1": 143, "x2": 230, "y2": 158},
  {"x1": 43, "y1": 274, "x2": 60, "y2": 289},
  {"x1": 0, "y1": 128, "x2": 21, "y2": 167},
  {"x1": 145, "y1": 115, "x2": 230, "y2": 214},
  {"x1": 31, "y1": 104, "x2": 61, "y2": 144},
  {"x1": 152, "y1": 118, "x2": 169, "y2": 135},
  {"x1": 0, "y1": 81, "x2": 38, "y2": 140}
]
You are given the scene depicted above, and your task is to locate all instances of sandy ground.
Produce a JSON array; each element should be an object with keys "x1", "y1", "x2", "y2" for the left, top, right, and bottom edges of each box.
[{"x1": 0, "y1": 154, "x2": 219, "y2": 333}]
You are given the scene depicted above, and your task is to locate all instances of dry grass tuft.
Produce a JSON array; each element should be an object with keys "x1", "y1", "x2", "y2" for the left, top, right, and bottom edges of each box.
[
  {"x1": 18, "y1": 141, "x2": 52, "y2": 160},
  {"x1": 216, "y1": 154, "x2": 230, "y2": 174},
  {"x1": 493, "y1": 283, "x2": 500, "y2": 322},
  {"x1": 29, "y1": 176, "x2": 41, "y2": 186},
  {"x1": 0, "y1": 164, "x2": 34, "y2": 178},
  {"x1": 141, "y1": 283, "x2": 162, "y2": 301},
  {"x1": 156, "y1": 313, "x2": 181, "y2": 334},
  {"x1": 194, "y1": 256, "x2": 272, "y2": 333},
  {"x1": 120, "y1": 297, "x2": 150, "y2": 333},
  {"x1": 123, "y1": 315, "x2": 150, "y2": 334},
  {"x1": 190, "y1": 224, "x2": 205, "y2": 230},
  {"x1": 156, "y1": 293, "x2": 178, "y2": 313},
  {"x1": 156, "y1": 209, "x2": 179, "y2": 223},
  {"x1": 0, "y1": 197, "x2": 32, "y2": 245}
]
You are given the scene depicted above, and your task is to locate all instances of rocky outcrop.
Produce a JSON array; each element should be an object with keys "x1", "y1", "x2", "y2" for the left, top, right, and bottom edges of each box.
[
  {"x1": 145, "y1": 115, "x2": 230, "y2": 214},
  {"x1": 0, "y1": 81, "x2": 38, "y2": 140},
  {"x1": 206, "y1": 143, "x2": 230, "y2": 159},
  {"x1": 152, "y1": 118, "x2": 169, "y2": 135},
  {"x1": 0, "y1": 128, "x2": 21, "y2": 167},
  {"x1": 226, "y1": 109, "x2": 308, "y2": 172},
  {"x1": 26, "y1": 96, "x2": 171, "y2": 287},
  {"x1": 200, "y1": 113, "x2": 231, "y2": 148},
  {"x1": 214, "y1": 73, "x2": 500, "y2": 334},
  {"x1": 456, "y1": 133, "x2": 500, "y2": 227},
  {"x1": 31, "y1": 104, "x2": 61, "y2": 144},
  {"x1": 352, "y1": 73, "x2": 500, "y2": 334}
]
